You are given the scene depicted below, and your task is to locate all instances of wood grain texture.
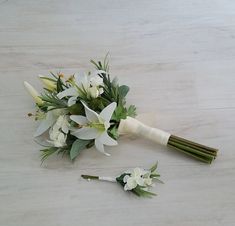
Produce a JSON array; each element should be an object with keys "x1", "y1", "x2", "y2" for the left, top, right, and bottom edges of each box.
[{"x1": 0, "y1": 0, "x2": 235, "y2": 225}]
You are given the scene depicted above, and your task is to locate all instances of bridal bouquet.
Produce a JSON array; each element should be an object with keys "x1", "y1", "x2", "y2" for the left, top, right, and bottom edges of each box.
[{"x1": 24, "y1": 57, "x2": 218, "y2": 163}]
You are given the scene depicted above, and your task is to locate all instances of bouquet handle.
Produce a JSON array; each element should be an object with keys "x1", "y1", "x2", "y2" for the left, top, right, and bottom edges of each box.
[{"x1": 118, "y1": 117, "x2": 218, "y2": 164}]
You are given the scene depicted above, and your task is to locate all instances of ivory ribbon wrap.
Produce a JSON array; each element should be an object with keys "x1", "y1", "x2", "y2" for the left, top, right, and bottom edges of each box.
[
  {"x1": 118, "y1": 116, "x2": 171, "y2": 146},
  {"x1": 99, "y1": 177, "x2": 116, "y2": 182}
]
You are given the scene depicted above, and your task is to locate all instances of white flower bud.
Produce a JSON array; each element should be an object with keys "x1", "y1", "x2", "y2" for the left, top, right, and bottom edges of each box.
[
  {"x1": 38, "y1": 75, "x2": 57, "y2": 91},
  {"x1": 23, "y1": 81, "x2": 43, "y2": 106}
]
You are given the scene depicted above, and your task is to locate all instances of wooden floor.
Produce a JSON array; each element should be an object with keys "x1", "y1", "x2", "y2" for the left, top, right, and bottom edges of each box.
[{"x1": 1, "y1": 0, "x2": 235, "y2": 225}]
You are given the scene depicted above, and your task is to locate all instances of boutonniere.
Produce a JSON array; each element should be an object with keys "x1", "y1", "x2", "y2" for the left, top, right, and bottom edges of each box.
[
  {"x1": 24, "y1": 56, "x2": 218, "y2": 163},
  {"x1": 82, "y1": 163, "x2": 163, "y2": 198}
]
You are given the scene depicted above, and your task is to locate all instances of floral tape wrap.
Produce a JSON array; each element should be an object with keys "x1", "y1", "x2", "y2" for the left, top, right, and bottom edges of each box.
[
  {"x1": 118, "y1": 116, "x2": 171, "y2": 146},
  {"x1": 99, "y1": 177, "x2": 116, "y2": 182}
]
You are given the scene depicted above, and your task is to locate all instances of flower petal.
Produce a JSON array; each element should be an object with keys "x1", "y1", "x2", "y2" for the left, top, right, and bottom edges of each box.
[
  {"x1": 74, "y1": 72, "x2": 84, "y2": 85},
  {"x1": 71, "y1": 127, "x2": 99, "y2": 140},
  {"x1": 95, "y1": 139, "x2": 110, "y2": 156},
  {"x1": 57, "y1": 87, "x2": 77, "y2": 99},
  {"x1": 70, "y1": 115, "x2": 88, "y2": 125},
  {"x1": 90, "y1": 74, "x2": 103, "y2": 86},
  {"x1": 144, "y1": 178, "x2": 153, "y2": 186},
  {"x1": 100, "y1": 102, "x2": 117, "y2": 122},
  {"x1": 61, "y1": 124, "x2": 69, "y2": 134},
  {"x1": 68, "y1": 96, "x2": 77, "y2": 107},
  {"x1": 99, "y1": 87, "x2": 104, "y2": 94},
  {"x1": 127, "y1": 177, "x2": 137, "y2": 190},
  {"x1": 81, "y1": 101, "x2": 100, "y2": 122},
  {"x1": 88, "y1": 86, "x2": 99, "y2": 98},
  {"x1": 34, "y1": 112, "x2": 56, "y2": 137},
  {"x1": 124, "y1": 184, "x2": 129, "y2": 191},
  {"x1": 97, "y1": 131, "x2": 117, "y2": 146},
  {"x1": 24, "y1": 81, "x2": 43, "y2": 106},
  {"x1": 95, "y1": 70, "x2": 107, "y2": 75},
  {"x1": 133, "y1": 167, "x2": 146, "y2": 177},
  {"x1": 74, "y1": 73, "x2": 82, "y2": 85},
  {"x1": 123, "y1": 175, "x2": 130, "y2": 183},
  {"x1": 135, "y1": 177, "x2": 145, "y2": 186},
  {"x1": 77, "y1": 73, "x2": 89, "y2": 88}
]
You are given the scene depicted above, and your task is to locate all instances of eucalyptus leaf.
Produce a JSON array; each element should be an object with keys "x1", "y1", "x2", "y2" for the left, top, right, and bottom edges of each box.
[
  {"x1": 118, "y1": 85, "x2": 129, "y2": 98},
  {"x1": 70, "y1": 139, "x2": 91, "y2": 160}
]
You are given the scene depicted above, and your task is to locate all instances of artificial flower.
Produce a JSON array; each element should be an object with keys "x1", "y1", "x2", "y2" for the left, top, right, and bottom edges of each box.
[
  {"x1": 38, "y1": 75, "x2": 57, "y2": 91},
  {"x1": 33, "y1": 109, "x2": 67, "y2": 137},
  {"x1": 24, "y1": 81, "x2": 44, "y2": 106},
  {"x1": 57, "y1": 71, "x2": 104, "y2": 106},
  {"x1": 123, "y1": 167, "x2": 147, "y2": 190},
  {"x1": 81, "y1": 162, "x2": 162, "y2": 198},
  {"x1": 70, "y1": 101, "x2": 117, "y2": 155},
  {"x1": 47, "y1": 115, "x2": 70, "y2": 147},
  {"x1": 48, "y1": 128, "x2": 67, "y2": 147}
]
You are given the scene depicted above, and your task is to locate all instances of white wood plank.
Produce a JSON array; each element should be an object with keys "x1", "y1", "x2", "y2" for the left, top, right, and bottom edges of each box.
[{"x1": 0, "y1": 1, "x2": 235, "y2": 226}]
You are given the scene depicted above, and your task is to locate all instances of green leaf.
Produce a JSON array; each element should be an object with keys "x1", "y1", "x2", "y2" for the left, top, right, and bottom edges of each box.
[
  {"x1": 150, "y1": 162, "x2": 158, "y2": 173},
  {"x1": 112, "y1": 104, "x2": 127, "y2": 121},
  {"x1": 108, "y1": 126, "x2": 119, "y2": 140},
  {"x1": 40, "y1": 76, "x2": 57, "y2": 82},
  {"x1": 56, "y1": 77, "x2": 64, "y2": 93},
  {"x1": 89, "y1": 98, "x2": 105, "y2": 112},
  {"x1": 40, "y1": 92, "x2": 67, "y2": 110},
  {"x1": 40, "y1": 147, "x2": 58, "y2": 163},
  {"x1": 133, "y1": 185, "x2": 157, "y2": 197},
  {"x1": 70, "y1": 139, "x2": 91, "y2": 160},
  {"x1": 86, "y1": 140, "x2": 95, "y2": 149},
  {"x1": 116, "y1": 173, "x2": 128, "y2": 185},
  {"x1": 68, "y1": 102, "x2": 84, "y2": 115},
  {"x1": 127, "y1": 105, "x2": 137, "y2": 117},
  {"x1": 118, "y1": 85, "x2": 129, "y2": 99},
  {"x1": 112, "y1": 77, "x2": 118, "y2": 86},
  {"x1": 90, "y1": 56, "x2": 137, "y2": 126}
]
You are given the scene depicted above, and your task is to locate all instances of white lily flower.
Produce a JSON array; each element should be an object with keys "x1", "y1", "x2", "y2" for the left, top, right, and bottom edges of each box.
[
  {"x1": 123, "y1": 167, "x2": 148, "y2": 191},
  {"x1": 57, "y1": 87, "x2": 78, "y2": 106},
  {"x1": 33, "y1": 109, "x2": 67, "y2": 137},
  {"x1": 57, "y1": 71, "x2": 104, "y2": 106},
  {"x1": 70, "y1": 102, "x2": 117, "y2": 156},
  {"x1": 24, "y1": 81, "x2": 44, "y2": 106}
]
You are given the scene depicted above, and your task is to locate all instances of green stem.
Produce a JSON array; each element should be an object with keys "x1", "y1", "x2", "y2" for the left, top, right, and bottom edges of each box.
[
  {"x1": 167, "y1": 135, "x2": 218, "y2": 164},
  {"x1": 81, "y1": 175, "x2": 99, "y2": 180},
  {"x1": 169, "y1": 137, "x2": 217, "y2": 156},
  {"x1": 170, "y1": 135, "x2": 218, "y2": 154}
]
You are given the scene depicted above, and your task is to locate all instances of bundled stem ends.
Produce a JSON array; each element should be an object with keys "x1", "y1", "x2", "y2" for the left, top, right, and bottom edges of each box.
[{"x1": 167, "y1": 135, "x2": 218, "y2": 164}]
